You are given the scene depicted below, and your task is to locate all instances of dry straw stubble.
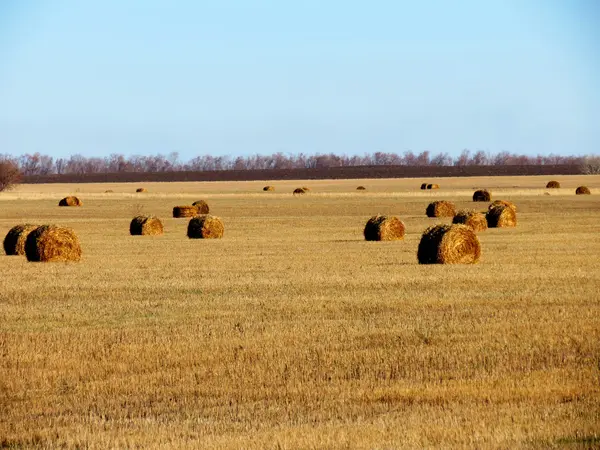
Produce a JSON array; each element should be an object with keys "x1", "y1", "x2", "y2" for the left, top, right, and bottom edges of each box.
[
  {"x1": 24, "y1": 225, "x2": 81, "y2": 262},
  {"x1": 473, "y1": 189, "x2": 491, "y2": 202},
  {"x1": 426, "y1": 200, "x2": 456, "y2": 217},
  {"x1": 187, "y1": 215, "x2": 224, "y2": 239},
  {"x1": 3, "y1": 224, "x2": 39, "y2": 255},
  {"x1": 417, "y1": 224, "x2": 481, "y2": 264},
  {"x1": 130, "y1": 216, "x2": 164, "y2": 236},
  {"x1": 192, "y1": 200, "x2": 210, "y2": 214},
  {"x1": 363, "y1": 215, "x2": 405, "y2": 241},
  {"x1": 575, "y1": 186, "x2": 591, "y2": 195},
  {"x1": 58, "y1": 196, "x2": 82, "y2": 206},
  {"x1": 452, "y1": 210, "x2": 487, "y2": 232},
  {"x1": 486, "y1": 205, "x2": 517, "y2": 228},
  {"x1": 173, "y1": 205, "x2": 199, "y2": 218}
]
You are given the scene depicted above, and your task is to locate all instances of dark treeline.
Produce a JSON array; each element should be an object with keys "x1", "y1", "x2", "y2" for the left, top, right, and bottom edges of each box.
[{"x1": 0, "y1": 150, "x2": 590, "y2": 176}]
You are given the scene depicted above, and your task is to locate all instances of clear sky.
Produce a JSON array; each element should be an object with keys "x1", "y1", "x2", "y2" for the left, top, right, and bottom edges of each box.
[{"x1": 0, "y1": 0, "x2": 598, "y2": 160}]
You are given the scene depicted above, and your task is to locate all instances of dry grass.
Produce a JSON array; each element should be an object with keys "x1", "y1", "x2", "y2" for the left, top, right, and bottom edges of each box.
[
  {"x1": 363, "y1": 215, "x2": 405, "y2": 241},
  {"x1": 1, "y1": 175, "x2": 599, "y2": 448}
]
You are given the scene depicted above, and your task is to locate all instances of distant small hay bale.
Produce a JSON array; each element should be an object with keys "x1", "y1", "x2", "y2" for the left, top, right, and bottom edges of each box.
[
  {"x1": 417, "y1": 224, "x2": 481, "y2": 264},
  {"x1": 3, "y1": 224, "x2": 39, "y2": 255},
  {"x1": 486, "y1": 205, "x2": 517, "y2": 228},
  {"x1": 489, "y1": 200, "x2": 517, "y2": 213},
  {"x1": 575, "y1": 186, "x2": 591, "y2": 195},
  {"x1": 187, "y1": 215, "x2": 224, "y2": 239},
  {"x1": 452, "y1": 210, "x2": 487, "y2": 232},
  {"x1": 192, "y1": 200, "x2": 210, "y2": 214},
  {"x1": 263, "y1": 186, "x2": 275, "y2": 191},
  {"x1": 546, "y1": 181, "x2": 561, "y2": 188},
  {"x1": 356, "y1": 186, "x2": 366, "y2": 190},
  {"x1": 473, "y1": 189, "x2": 491, "y2": 202},
  {"x1": 104, "y1": 190, "x2": 114, "y2": 193},
  {"x1": 420, "y1": 183, "x2": 428, "y2": 190},
  {"x1": 136, "y1": 188, "x2": 147, "y2": 193},
  {"x1": 426, "y1": 200, "x2": 456, "y2": 217},
  {"x1": 293, "y1": 188, "x2": 306, "y2": 195},
  {"x1": 130, "y1": 215, "x2": 164, "y2": 236},
  {"x1": 427, "y1": 184, "x2": 440, "y2": 190},
  {"x1": 364, "y1": 215, "x2": 405, "y2": 241},
  {"x1": 24, "y1": 225, "x2": 81, "y2": 262},
  {"x1": 58, "y1": 196, "x2": 82, "y2": 207},
  {"x1": 173, "y1": 205, "x2": 198, "y2": 218},
  {"x1": 301, "y1": 186, "x2": 311, "y2": 191}
]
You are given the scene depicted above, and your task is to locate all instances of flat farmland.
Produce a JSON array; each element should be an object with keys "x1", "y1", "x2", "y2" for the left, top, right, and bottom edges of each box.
[{"x1": 1, "y1": 175, "x2": 599, "y2": 449}]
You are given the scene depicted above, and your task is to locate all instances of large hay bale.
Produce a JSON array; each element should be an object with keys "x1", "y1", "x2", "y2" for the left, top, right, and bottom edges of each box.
[
  {"x1": 417, "y1": 224, "x2": 481, "y2": 264},
  {"x1": 24, "y1": 225, "x2": 81, "y2": 262},
  {"x1": 136, "y1": 188, "x2": 147, "y2": 193},
  {"x1": 426, "y1": 200, "x2": 456, "y2": 217},
  {"x1": 363, "y1": 215, "x2": 405, "y2": 241},
  {"x1": 575, "y1": 186, "x2": 591, "y2": 195},
  {"x1": 187, "y1": 215, "x2": 224, "y2": 239},
  {"x1": 546, "y1": 180, "x2": 561, "y2": 188},
  {"x1": 58, "y1": 196, "x2": 82, "y2": 207},
  {"x1": 3, "y1": 224, "x2": 39, "y2": 255},
  {"x1": 130, "y1": 216, "x2": 164, "y2": 236},
  {"x1": 192, "y1": 200, "x2": 210, "y2": 214},
  {"x1": 173, "y1": 205, "x2": 198, "y2": 218},
  {"x1": 356, "y1": 186, "x2": 366, "y2": 190},
  {"x1": 472, "y1": 189, "x2": 491, "y2": 202},
  {"x1": 486, "y1": 205, "x2": 517, "y2": 228},
  {"x1": 293, "y1": 188, "x2": 306, "y2": 195},
  {"x1": 263, "y1": 186, "x2": 275, "y2": 191},
  {"x1": 420, "y1": 183, "x2": 428, "y2": 190},
  {"x1": 489, "y1": 200, "x2": 517, "y2": 212},
  {"x1": 452, "y1": 210, "x2": 487, "y2": 232},
  {"x1": 427, "y1": 184, "x2": 440, "y2": 190}
]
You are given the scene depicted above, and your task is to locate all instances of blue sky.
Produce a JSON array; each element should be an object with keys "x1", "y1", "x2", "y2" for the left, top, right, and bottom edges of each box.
[{"x1": 0, "y1": 0, "x2": 598, "y2": 160}]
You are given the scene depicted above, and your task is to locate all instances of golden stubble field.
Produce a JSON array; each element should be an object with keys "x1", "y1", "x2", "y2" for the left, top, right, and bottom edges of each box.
[{"x1": 1, "y1": 175, "x2": 599, "y2": 449}]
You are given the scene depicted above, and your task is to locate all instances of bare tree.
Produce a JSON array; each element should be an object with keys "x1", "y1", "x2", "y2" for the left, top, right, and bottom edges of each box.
[
  {"x1": 0, "y1": 160, "x2": 22, "y2": 192},
  {"x1": 580, "y1": 156, "x2": 600, "y2": 174}
]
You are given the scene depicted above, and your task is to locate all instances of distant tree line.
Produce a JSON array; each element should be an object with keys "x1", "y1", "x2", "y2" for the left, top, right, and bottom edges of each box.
[{"x1": 1, "y1": 150, "x2": 598, "y2": 177}]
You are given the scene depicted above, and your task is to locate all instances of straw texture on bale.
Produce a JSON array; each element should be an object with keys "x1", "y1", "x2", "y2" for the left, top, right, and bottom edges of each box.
[
  {"x1": 3, "y1": 224, "x2": 39, "y2": 255},
  {"x1": 136, "y1": 188, "x2": 147, "y2": 192},
  {"x1": 486, "y1": 205, "x2": 517, "y2": 228},
  {"x1": 575, "y1": 186, "x2": 591, "y2": 195},
  {"x1": 420, "y1": 183, "x2": 428, "y2": 190},
  {"x1": 130, "y1": 216, "x2": 164, "y2": 236},
  {"x1": 187, "y1": 215, "x2": 224, "y2": 239},
  {"x1": 427, "y1": 184, "x2": 440, "y2": 190},
  {"x1": 546, "y1": 181, "x2": 561, "y2": 188},
  {"x1": 363, "y1": 215, "x2": 405, "y2": 241},
  {"x1": 263, "y1": 186, "x2": 275, "y2": 191},
  {"x1": 417, "y1": 224, "x2": 481, "y2": 264},
  {"x1": 173, "y1": 206, "x2": 198, "y2": 218},
  {"x1": 293, "y1": 188, "x2": 306, "y2": 195},
  {"x1": 58, "y1": 196, "x2": 82, "y2": 207},
  {"x1": 356, "y1": 186, "x2": 366, "y2": 190},
  {"x1": 192, "y1": 200, "x2": 210, "y2": 214},
  {"x1": 25, "y1": 225, "x2": 81, "y2": 262},
  {"x1": 426, "y1": 200, "x2": 456, "y2": 217},
  {"x1": 489, "y1": 200, "x2": 517, "y2": 212},
  {"x1": 452, "y1": 210, "x2": 487, "y2": 232},
  {"x1": 472, "y1": 189, "x2": 491, "y2": 202}
]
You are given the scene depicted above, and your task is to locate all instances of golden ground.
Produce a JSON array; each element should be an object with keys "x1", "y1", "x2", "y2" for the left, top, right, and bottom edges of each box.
[{"x1": 1, "y1": 175, "x2": 599, "y2": 449}]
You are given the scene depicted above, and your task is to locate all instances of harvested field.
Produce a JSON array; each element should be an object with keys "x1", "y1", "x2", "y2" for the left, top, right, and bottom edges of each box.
[{"x1": 1, "y1": 175, "x2": 599, "y2": 448}]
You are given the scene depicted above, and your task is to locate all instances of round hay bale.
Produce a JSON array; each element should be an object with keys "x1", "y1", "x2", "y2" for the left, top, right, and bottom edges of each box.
[
  {"x1": 173, "y1": 205, "x2": 198, "y2": 218},
  {"x1": 187, "y1": 215, "x2": 224, "y2": 239},
  {"x1": 3, "y1": 224, "x2": 39, "y2": 255},
  {"x1": 420, "y1": 183, "x2": 428, "y2": 190},
  {"x1": 417, "y1": 224, "x2": 481, "y2": 264},
  {"x1": 427, "y1": 184, "x2": 440, "y2": 190},
  {"x1": 104, "y1": 190, "x2": 114, "y2": 193},
  {"x1": 356, "y1": 186, "x2": 366, "y2": 190},
  {"x1": 472, "y1": 189, "x2": 491, "y2": 202},
  {"x1": 301, "y1": 186, "x2": 311, "y2": 191},
  {"x1": 293, "y1": 188, "x2": 306, "y2": 195},
  {"x1": 489, "y1": 200, "x2": 517, "y2": 212},
  {"x1": 486, "y1": 205, "x2": 517, "y2": 228},
  {"x1": 130, "y1": 216, "x2": 164, "y2": 236},
  {"x1": 136, "y1": 188, "x2": 147, "y2": 193},
  {"x1": 426, "y1": 200, "x2": 456, "y2": 218},
  {"x1": 546, "y1": 180, "x2": 561, "y2": 188},
  {"x1": 364, "y1": 215, "x2": 405, "y2": 241},
  {"x1": 24, "y1": 225, "x2": 81, "y2": 262},
  {"x1": 575, "y1": 186, "x2": 591, "y2": 195},
  {"x1": 58, "y1": 196, "x2": 82, "y2": 207},
  {"x1": 192, "y1": 200, "x2": 210, "y2": 214},
  {"x1": 452, "y1": 210, "x2": 487, "y2": 232},
  {"x1": 263, "y1": 186, "x2": 275, "y2": 191}
]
